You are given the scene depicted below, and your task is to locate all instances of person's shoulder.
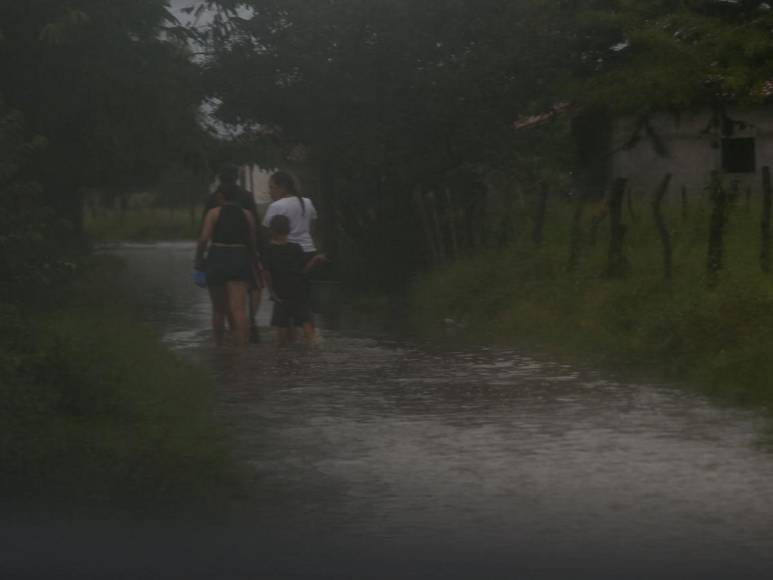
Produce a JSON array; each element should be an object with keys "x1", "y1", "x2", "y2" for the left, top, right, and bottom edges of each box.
[{"x1": 265, "y1": 198, "x2": 284, "y2": 213}]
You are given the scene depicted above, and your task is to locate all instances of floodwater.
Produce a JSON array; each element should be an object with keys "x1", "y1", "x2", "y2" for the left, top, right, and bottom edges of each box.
[{"x1": 6, "y1": 242, "x2": 773, "y2": 579}]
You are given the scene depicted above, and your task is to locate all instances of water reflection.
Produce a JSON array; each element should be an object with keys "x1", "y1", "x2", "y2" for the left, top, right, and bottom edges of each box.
[{"x1": 92, "y1": 242, "x2": 773, "y2": 578}]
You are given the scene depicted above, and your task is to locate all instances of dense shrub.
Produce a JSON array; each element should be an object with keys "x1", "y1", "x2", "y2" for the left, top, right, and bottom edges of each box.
[
  {"x1": 411, "y1": 195, "x2": 773, "y2": 408},
  {"x1": 0, "y1": 101, "x2": 77, "y2": 304},
  {"x1": 0, "y1": 259, "x2": 239, "y2": 512}
]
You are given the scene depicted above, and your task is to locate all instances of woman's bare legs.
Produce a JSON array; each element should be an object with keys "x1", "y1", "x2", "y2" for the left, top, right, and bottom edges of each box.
[
  {"x1": 274, "y1": 327, "x2": 291, "y2": 346},
  {"x1": 226, "y1": 281, "x2": 249, "y2": 346},
  {"x1": 249, "y1": 287, "x2": 262, "y2": 342},
  {"x1": 208, "y1": 285, "x2": 228, "y2": 345},
  {"x1": 302, "y1": 322, "x2": 317, "y2": 345}
]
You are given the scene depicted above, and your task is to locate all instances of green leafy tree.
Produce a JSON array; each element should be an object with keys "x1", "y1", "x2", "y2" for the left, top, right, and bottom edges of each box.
[
  {"x1": 0, "y1": 100, "x2": 70, "y2": 304},
  {"x1": 572, "y1": 1, "x2": 773, "y2": 111},
  {"x1": 0, "y1": 0, "x2": 209, "y2": 231}
]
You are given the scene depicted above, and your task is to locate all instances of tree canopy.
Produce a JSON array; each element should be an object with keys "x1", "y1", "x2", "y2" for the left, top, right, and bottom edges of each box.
[
  {"x1": 0, "y1": 0, "x2": 210, "y2": 227},
  {"x1": 5, "y1": 0, "x2": 773, "y2": 285}
]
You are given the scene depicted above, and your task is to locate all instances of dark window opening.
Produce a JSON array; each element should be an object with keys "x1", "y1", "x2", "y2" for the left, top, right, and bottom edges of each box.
[{"x1": 722, "y1": 138, "x2": 756, "y2": 173}]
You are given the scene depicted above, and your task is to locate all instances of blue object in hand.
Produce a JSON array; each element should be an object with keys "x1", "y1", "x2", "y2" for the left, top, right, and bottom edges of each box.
[{"x1": 192, "y1": 270, "x2": 207, "y2": 288}]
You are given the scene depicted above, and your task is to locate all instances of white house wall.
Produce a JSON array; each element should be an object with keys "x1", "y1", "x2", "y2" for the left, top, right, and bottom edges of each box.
[{"x1": 612, "y1": 108, "x2": 773, "y2": 199}]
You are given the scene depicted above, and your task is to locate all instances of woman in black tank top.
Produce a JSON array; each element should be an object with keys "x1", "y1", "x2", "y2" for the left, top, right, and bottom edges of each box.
[
  {"x1": 195, "y1": 184, "x2": 257, "y2": 346},
  {"x1": 211, "y1": 203, "x2": 249, "y2": 245}
]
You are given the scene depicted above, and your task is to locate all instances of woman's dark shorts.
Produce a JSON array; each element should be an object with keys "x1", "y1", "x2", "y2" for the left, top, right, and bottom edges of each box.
[
  {"x1": 271, "y1": 299, "x2": 312, "y2": 328},
  {"x1": 206, "y1": 246, "x2": 251, "y2": 286}
]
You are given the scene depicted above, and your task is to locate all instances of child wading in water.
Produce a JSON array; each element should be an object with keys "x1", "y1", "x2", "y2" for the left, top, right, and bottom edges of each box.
[{"x1": 264, "y1": 214, "x2": 326, "y2": 345}]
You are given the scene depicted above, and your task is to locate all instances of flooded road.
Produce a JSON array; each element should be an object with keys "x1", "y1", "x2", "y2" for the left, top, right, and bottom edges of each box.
[{"x1": 8, "y1": 242, "x2": 773, "y2": 579}]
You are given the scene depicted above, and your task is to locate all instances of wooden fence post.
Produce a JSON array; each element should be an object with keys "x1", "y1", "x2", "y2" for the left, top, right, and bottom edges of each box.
[
  {"x1": 532, "y1": 182, "x2": 548, "y2": 245},
  {"x1": 652, "y1": 174, "x2": 673, "y2": 280},
  {"x1": 568, "y1": 195, "x2": 586, "y2": 271},
  {"x1": 414, "y1": 185, "x2": 439, "y2": 268},
  {"x1": 761, "y1": 166, "x2": 771, "y2": 273},
  {"x1": 607, "y1": 177, "x2": 629, "y2": 277},
  {"x1": 427, "y1": 190, "x2": 446, "y2": 264},
  {"x1": 444, "y1": 187, "x2": 460, "y2": 258},
  {"x1": 626, "y1": 185, "x2": 638, "y2": 223},
  {"x1": 588, "y1": 202, "x2": 608, "y2": 248},
  {"x1": 681, "y1": 185, "x2": 688, "y2": 221},
  {"x1": 706, "y1": 172, "x2": 727, "y2": 287}
]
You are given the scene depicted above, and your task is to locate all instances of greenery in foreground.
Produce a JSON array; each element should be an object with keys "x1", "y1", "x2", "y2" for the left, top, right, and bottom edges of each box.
[
  {"x1": 0, "y1": 258, "x2": 239, "y2": 513},
  {"x1": 411, "y1": 193, "x2": 773, "y2": 409}
]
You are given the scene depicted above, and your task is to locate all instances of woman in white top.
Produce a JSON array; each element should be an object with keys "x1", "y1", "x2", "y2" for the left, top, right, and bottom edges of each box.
[
  {"x1": 262, "y1": 171, "x2": 327, "y2": 342},
  {"x1": 262, "y1": 171, "x2": 318, "y2": 260}
]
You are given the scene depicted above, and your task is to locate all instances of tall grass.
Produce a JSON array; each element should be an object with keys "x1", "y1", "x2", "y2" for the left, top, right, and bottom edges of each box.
[
  {"x1": 411, "y1": 188, "x2": 773, "y2": 407},
  {"x1": 85, "y1": 206, "x2": 202, "y2": 241},
  {"x1": 0, "y1": 257, "x2": 240, "y2": 514}
]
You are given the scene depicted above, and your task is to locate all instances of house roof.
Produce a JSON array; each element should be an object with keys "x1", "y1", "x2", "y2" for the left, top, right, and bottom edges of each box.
[{"x1": 512, "y1": 102, "x2": 571, "y2": 130}]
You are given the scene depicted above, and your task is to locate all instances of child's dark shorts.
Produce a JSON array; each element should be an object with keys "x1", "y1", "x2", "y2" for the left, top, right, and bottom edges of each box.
[{"x1": 271, "y1": 298, "x2": 312, "y2": 327}]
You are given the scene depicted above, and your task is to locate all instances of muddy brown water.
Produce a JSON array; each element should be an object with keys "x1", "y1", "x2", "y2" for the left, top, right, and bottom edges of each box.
[{"x1": 5, "y1": 242, "x2": 773, "y2": 579}]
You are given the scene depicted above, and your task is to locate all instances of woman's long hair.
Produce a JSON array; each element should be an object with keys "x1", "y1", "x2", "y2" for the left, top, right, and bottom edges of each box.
[
  {"x1": 217, "y1": 182, "x2": 240, "y2": 203},
  {"x1": 215, "y1": 164, "x2": 240, "y2": 204},
  {"x1": 270, "y1": 171, "x2": 305, "y2": 215}
]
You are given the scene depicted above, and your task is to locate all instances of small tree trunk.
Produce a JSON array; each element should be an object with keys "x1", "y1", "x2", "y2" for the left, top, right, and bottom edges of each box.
[
  {"x1": 478, "y1": 194, "x2": 488, "y2": 248},
  {"x1": 681, "y1": 185, "x2": 688, "y2": 221},
  {"x1": 428, "y1": 190, "x2": 447, "y2": 263},
  {"x1": 707, "y1": 173, "x2": 727, "y2": 287},
  {"x1": 532, "y1": 182, "x2": 548, "y2": 245},
  {"x1": 626, "y1": 186, "x2": 638, "y2": 223},
  {"x1": 496, "y1": 214, "x2": 514, "y2": 247},
  {"x1": 89, "y1": 194, "x2": 98, "y2": 218},
  {"x1": 607, "y1": 177, "x2": 629, "y2": 277},
  {"x1": 568, "y1": 195, "x2": 586, "y2": 271},
  {"x1": 444, "y1": 187, "x2": 460, "y2": 258},
  {"x1": 589, "y1": 207, "x2": 608, "y2": 247},
  {"x1": 652, "y1": 174, "x2": 673, "y2": 280},
  {"x1": 761, "y1": 167, "x2": 772, "y2": 273},
  {"x1": 314, "y1": 162, "x2": 339, "y2": 261},
  {"x1": 238, "y1": 165, "x2": 247, "y2": 190},
  {"x1": 464, "y1": 200, "x2": 477, "y2": 251},
  {"x1": 457, "y1": 209, "x2": 468, "y2": 252},
  {"x1": 119, "y1": 193, "x2": 128, "y2": 224},
  {"x1": 414, "y1": 186, "x2": 439, "y2": 268}
]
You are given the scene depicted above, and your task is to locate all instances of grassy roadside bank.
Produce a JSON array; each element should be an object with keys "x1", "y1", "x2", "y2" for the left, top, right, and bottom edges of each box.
[
  {"x1": 0, "y1": 256, "x2": 240, "y2": 514},
  {"x1": 409, "y1": 197, "x2": 773, "y2": 410},
  {"x1": 85, "y1": 207, "x2": 202, "y2": 242}
]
